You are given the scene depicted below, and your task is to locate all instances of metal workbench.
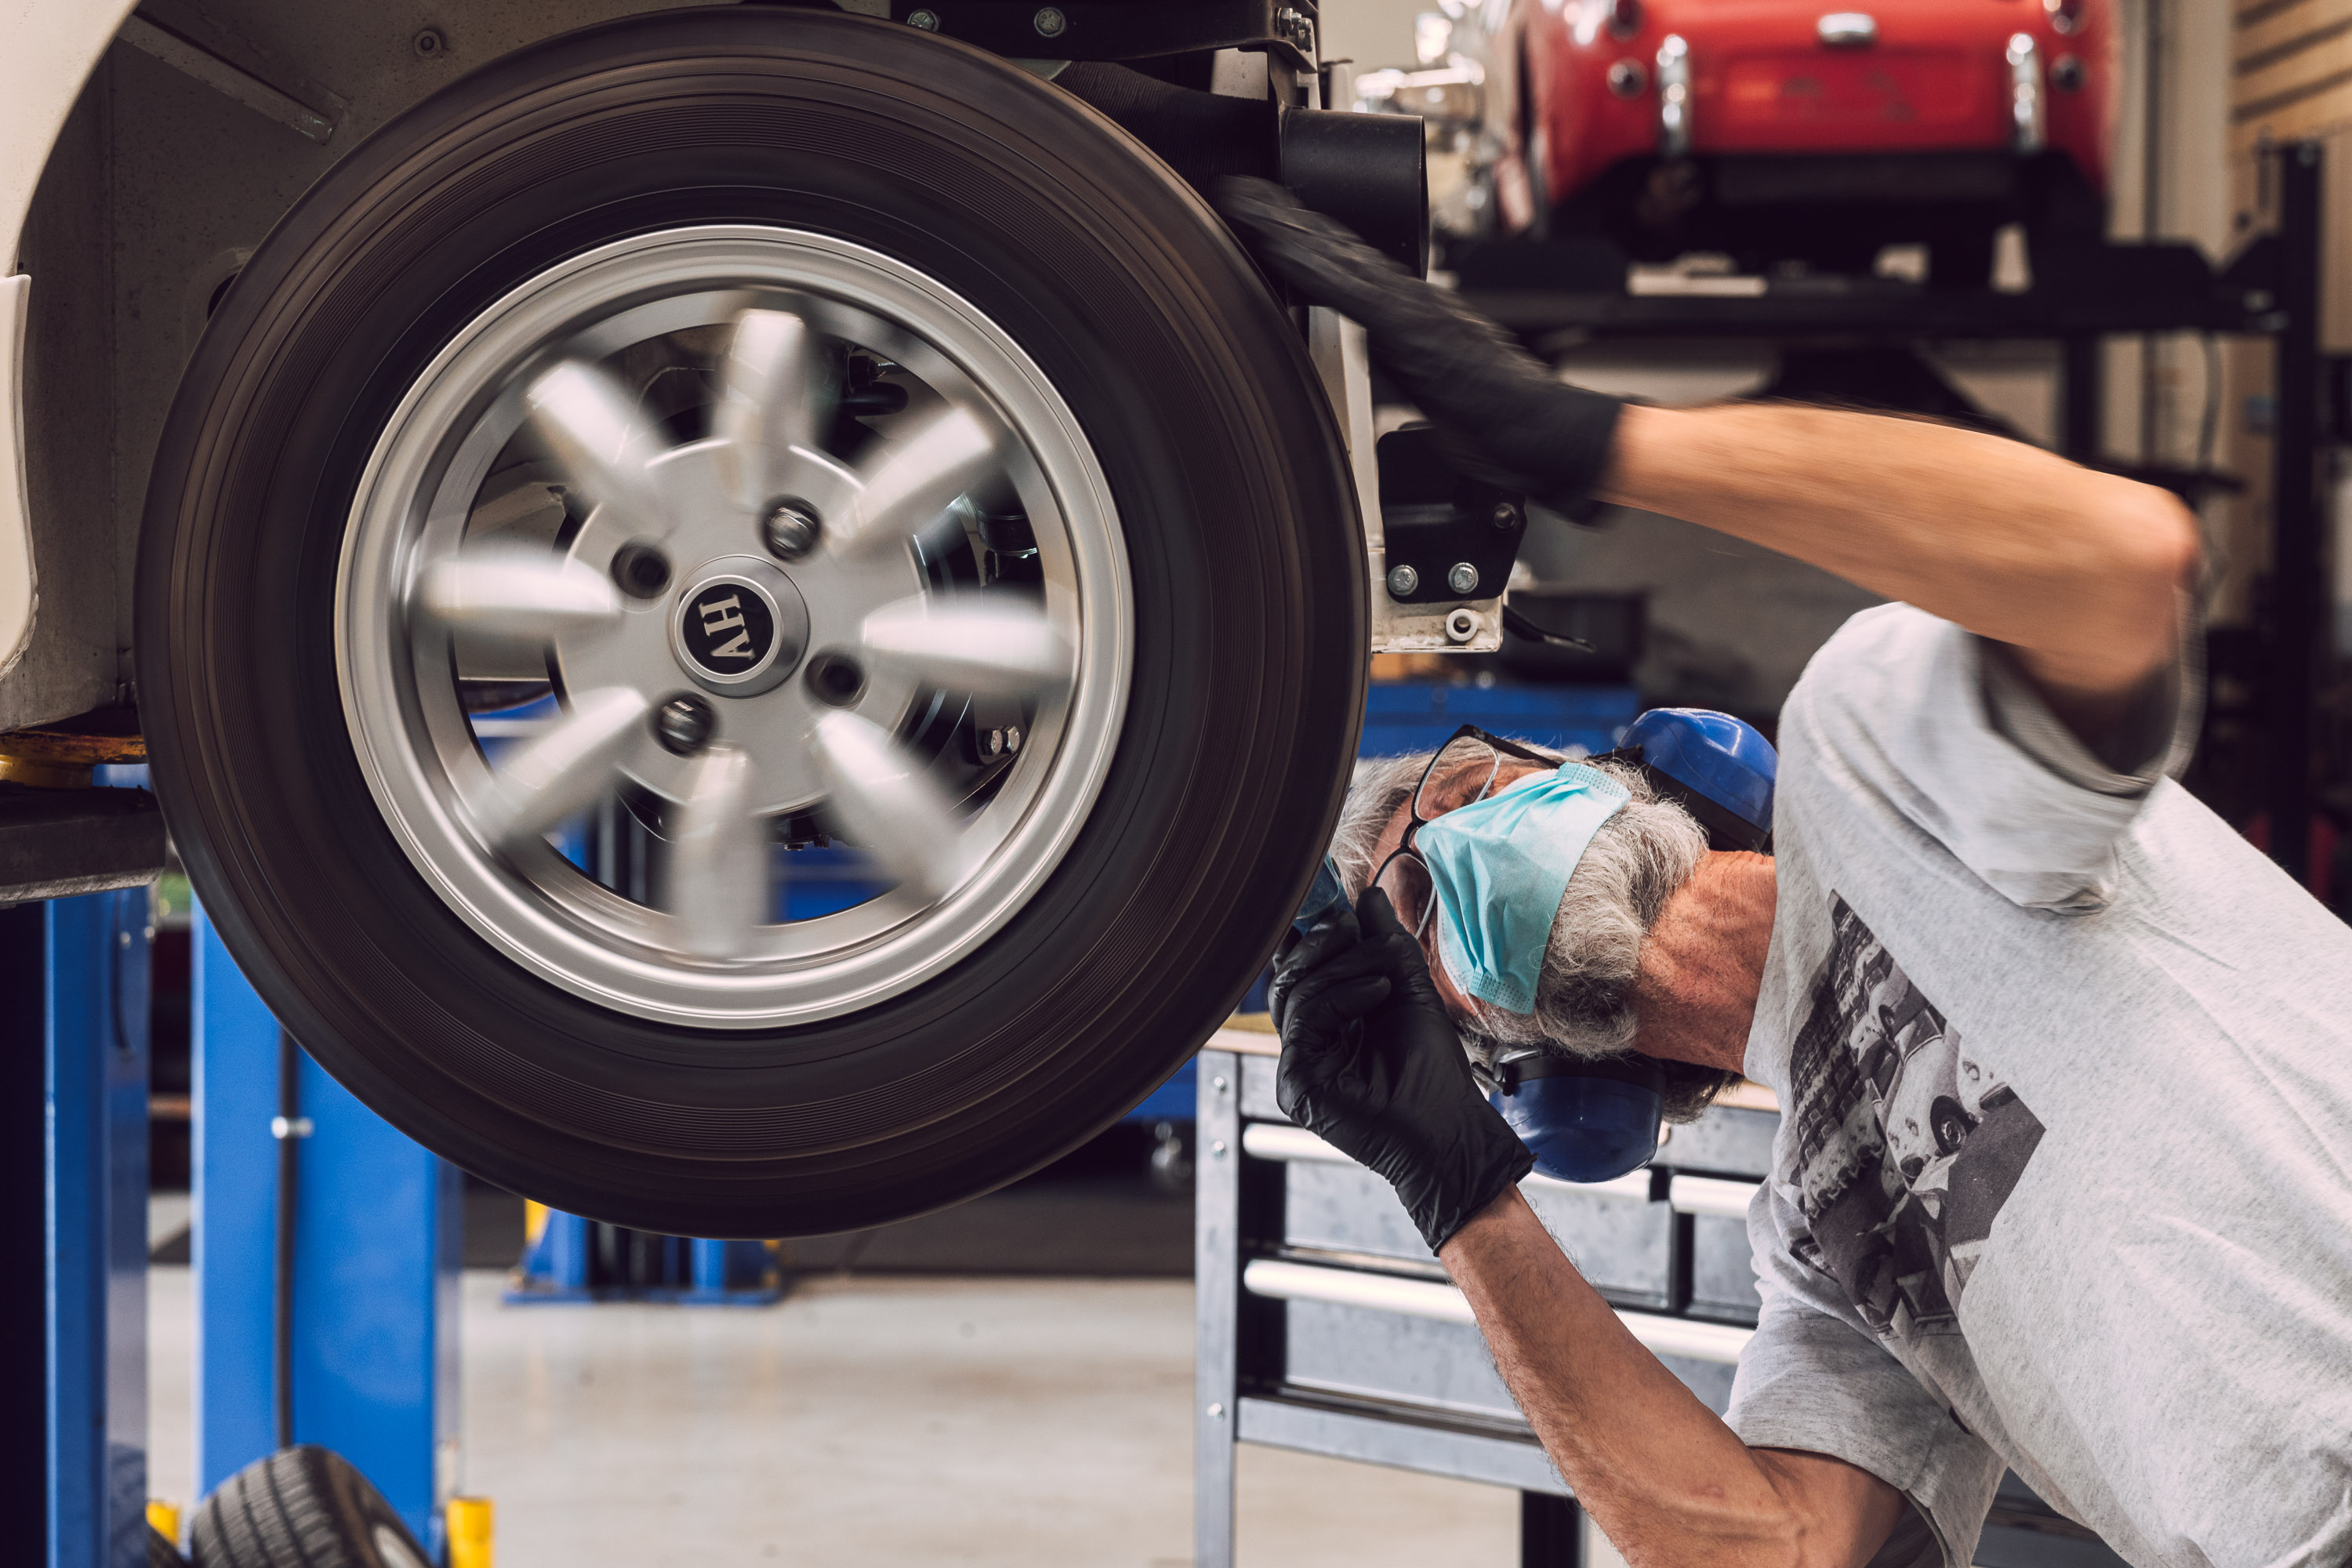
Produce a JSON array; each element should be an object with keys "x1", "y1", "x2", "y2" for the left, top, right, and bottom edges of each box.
[{"x1": 1193, "y1": 1032, "x2": 2129, "y2": 1568}]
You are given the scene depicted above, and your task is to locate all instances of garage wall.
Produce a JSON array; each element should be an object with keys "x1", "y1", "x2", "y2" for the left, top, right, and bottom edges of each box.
[{"x1": 1319, "y1": 0, "x2": 1429, "y2": 76}]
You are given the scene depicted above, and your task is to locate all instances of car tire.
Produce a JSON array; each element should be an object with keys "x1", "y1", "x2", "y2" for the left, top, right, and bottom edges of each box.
[
  {"x1": 188, "y1": 1448, "x2": 430, "y2": 1568},
  {"x1": 139, "y1": 7, "x2": 1364, "y2": 1236}
]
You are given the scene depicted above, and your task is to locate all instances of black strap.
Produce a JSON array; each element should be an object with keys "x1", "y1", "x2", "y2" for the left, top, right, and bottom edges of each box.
[{"x1": 1497, "y1": 1051, "x2": 1664, "y2": 1094}]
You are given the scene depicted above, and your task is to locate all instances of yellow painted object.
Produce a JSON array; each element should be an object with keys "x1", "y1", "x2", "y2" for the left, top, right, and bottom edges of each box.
[
  {"x1": 145, "y1": 1501, "x2": 180, "y2": 1544},
  {"x1": 522, "y1": 1200, "x2": 549, "y2": 1245},
  {"x1": 446, "y1": 1496, "x2": 494, "y2": 1568}
]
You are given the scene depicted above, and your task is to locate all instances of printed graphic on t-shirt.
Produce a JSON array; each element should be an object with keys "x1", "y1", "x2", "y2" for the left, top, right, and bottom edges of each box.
[{"x1": 1784, "y1": 895, "x2": 2045, "y2": 1347}]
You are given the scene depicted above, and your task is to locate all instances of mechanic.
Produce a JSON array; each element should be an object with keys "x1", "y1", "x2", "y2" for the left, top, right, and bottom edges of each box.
[{"x1": 1217, "y1": 177, "x2": 2352, "y2": 1568}]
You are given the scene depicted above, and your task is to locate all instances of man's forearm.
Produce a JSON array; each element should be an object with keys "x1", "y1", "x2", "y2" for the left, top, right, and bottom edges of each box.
[
  {"x1": 1601, "y1": 402, "x2": 2197, "y2": 718},
  {"x1": 1440, "y1": 1189, "x2": 1905, "y2": 1568}
]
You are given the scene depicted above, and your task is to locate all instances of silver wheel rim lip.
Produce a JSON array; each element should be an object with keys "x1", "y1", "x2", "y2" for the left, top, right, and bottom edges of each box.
[{"x1": 336, "y1": 227, "x2": 1131, "y2": 1029}]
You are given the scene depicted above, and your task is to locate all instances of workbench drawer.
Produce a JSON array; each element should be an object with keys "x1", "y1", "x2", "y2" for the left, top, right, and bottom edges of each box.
[
  {"x1": 1279, "y1": 1294, "x2": 1740, "y2": 1420},
  {"x1": 1656, "y1": 1106, "x2": 1778, "y2": 1179},
  {"x1": 1689, "y1": 1214, "x2": 1762, "y2": 1324},
  {"x1": 1285, "y1": 1301, "x2": 1519, "y2": 1421},
  {"x1": 1269, "y1": 1138, "x2": 1677, "y2": 1310}
]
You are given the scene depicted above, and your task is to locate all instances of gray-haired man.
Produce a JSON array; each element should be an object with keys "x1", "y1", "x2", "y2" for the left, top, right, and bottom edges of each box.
[{"x1": 1225, "y1": 177, "x2": 2352, "y2": 1568}]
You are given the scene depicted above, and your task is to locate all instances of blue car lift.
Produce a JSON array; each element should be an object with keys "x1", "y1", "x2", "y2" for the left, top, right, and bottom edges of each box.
[
  {"x1": 9, "y1": 877, "x2": 464, "y2": 1567},
  {"x1": 191, "y1": 904, "x2": 462, "y2": 1555},
  {"x1": 7, "y1": 889, "x2": 154, "y2": 1568}
]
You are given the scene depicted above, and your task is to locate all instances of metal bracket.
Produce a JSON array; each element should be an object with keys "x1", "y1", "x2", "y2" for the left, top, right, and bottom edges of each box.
[
  {"x1": 887, "y1": 0, "x2": 1318, "y2": 69},
  {"x1": 1306, "y1": 309, "x2": 1510, "y2": 655},
  {"x1": 118, "y1": 9, "x2": 344, "y2": 145}
]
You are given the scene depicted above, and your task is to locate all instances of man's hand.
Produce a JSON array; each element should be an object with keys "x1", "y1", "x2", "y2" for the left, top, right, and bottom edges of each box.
[
  {"x1": 1214, "y1": 176, "x2": 1624, "y2": 514},
  {"x1": 1269, "y1": 888, "x2": 1533, "y2": 1253}
]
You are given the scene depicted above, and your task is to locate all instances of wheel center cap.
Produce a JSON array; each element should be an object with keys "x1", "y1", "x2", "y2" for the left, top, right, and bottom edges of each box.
[{"x1": 670, "y1": 556, "x2": 808, "y2": 697}]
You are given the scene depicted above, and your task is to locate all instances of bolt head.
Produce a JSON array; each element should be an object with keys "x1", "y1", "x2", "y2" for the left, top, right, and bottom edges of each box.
[
  {"x1": 612, "y1": 543, "x2": 671, "y2": 599},
  {"x1": 1005, "y1": 725, "x2": 1023, "y2": 753},
  {"x1": 763, "y1": 500, "x2": 820, "y2": 561},
  {"x1": 413, "y1": 27, "x2": 445, "y2": 56},
  {"x1": 655, "y1": 695, "x2": 716, "y2": 756},
  {"x1": 1491, "y1": 500, "x2": 1523, "y2": 530},
  {"x1": 1447, "y1": 561, "x2": 1481, "y2": 596},
  {"x1": 1033, "y1": 5, "x2": 1066, "y2": 36},
  {"x1": 985, "y1": 728, "x2": 1006, "y2": 757},
  {"x1": 806, "y1": 652, "x2": 866, "y2": 708},
  {"x1": 907, "y1": 8, "x2": 940, "y2": 28},
  {"x1": 1386, "y1": 564, "x2": 1420, "y2": 598}
]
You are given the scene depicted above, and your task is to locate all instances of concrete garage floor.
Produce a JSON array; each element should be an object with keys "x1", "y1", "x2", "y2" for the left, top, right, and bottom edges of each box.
[{"x1": 149, "y1": 1266, "x2": 1522, "y2": 1566}]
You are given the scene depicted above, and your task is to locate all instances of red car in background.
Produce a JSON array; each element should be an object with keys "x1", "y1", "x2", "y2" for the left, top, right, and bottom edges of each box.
[{"x1": 1501, "y1": 0, "x2": 2118, "y2": 285}]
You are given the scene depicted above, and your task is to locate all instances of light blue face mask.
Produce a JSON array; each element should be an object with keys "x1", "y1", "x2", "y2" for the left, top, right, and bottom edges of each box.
[{"x1": 1417, "y1": 760, "x2": 1628, "y2": 1015}]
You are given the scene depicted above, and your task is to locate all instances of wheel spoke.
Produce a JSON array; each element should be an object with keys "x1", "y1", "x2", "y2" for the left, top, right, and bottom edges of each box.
[
  {"x1": 714, "y1": 310, "x2": 833, "y2": 510},
  {"x1": 663, "y1": 746, "x2": 771, "y2": 958},
  {"x1": 524, "y1": 360, "x2": 673, "y2": 534},
  {"x1": 811, "y1": 711, "x2": 967, "y2": 899},
  {"x1": 858, "y1": 596, "x2": 1071, "y2": 695},
  {"x1": 416, "y1": 546, "x2": 621, "y2": 639},
  {"x1": 840, "y1": 405, "x2": 1000, "y2": 555},
  {"x1": 477, "y1": 687, "x2": 648, "y2": 846}
]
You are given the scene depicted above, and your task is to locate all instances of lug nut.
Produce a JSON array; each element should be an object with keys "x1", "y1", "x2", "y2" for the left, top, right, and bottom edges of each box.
[
  {"x1": 611, "y1": 543, "x2": 671, "y2": 599},
  {"x1": 763, "y1": 499, "x2": 821, "y2": 561},
  {"x1": 1447, "y1": 561, "x2": 1481, "y2": 595},
  {"x1": 655, "y1": 695, "x2": 716, "y2": 756},
  {"x1": 805, "y1": 652, "x2": 866, "y2": 708},
  {"x1": 1386, "y1": 564, "x2": 1420, "y2": 598}
]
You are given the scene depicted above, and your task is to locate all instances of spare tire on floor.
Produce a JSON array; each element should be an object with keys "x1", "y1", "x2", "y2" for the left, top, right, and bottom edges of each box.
[{"x1": 189, "y1": 1448, "x2": 431, "y2": 1568}]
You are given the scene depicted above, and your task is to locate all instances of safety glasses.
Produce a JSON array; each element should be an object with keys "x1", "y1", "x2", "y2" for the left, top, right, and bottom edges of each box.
[{"x1": 1370, "y1": 724, "x2": 1562, "y2": 939}]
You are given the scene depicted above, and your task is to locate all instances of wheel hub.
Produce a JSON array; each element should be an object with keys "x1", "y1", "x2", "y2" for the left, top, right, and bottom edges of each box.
[
  {"x1": 339, "y1": 227, "x2": 1130, "y2": 1025},
  {"x1": 670, "y1": 557, "x2": 808, "y2": 697}
]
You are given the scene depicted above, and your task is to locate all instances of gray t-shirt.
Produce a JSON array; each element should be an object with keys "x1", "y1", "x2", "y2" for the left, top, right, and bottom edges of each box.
[{"x1": 1724, "y1": 604, "x2": 2352, "y2": 1568}]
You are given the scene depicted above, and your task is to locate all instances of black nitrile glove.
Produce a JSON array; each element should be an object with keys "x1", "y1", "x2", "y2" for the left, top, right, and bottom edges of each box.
[
  {"x1": 1269, "y1": 889, "x2": 1535, "y2": 1253},
  {"x1": 1214, "y1": 175, "x2": 1624, "y2": 515}
]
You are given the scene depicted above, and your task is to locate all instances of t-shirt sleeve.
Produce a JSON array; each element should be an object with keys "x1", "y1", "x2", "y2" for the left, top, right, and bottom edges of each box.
[
  {"x1": 1778, "y1": 603, "x2": 2198, "y2": 912},
  {"x1": 1728, "y1": 1191, "x2": 2008, "y2": 1568}
]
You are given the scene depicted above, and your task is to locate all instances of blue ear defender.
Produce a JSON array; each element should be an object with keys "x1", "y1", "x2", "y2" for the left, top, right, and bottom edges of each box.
[
  {"x1": 1613, "y1": 708, "x2": 1777, "y2": 855},
  {"x1": 1487, "y1": 709, "x2": 1780, "y2": 1183},
  {"x1": 1490, "y1": 1051, "x2": 1667, "y2": 1184}
]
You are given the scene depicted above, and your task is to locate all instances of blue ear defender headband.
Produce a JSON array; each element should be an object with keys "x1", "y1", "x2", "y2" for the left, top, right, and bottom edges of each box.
[{"x1": 1483, "y1": 708, "x2": 1777, "y2": 1184}]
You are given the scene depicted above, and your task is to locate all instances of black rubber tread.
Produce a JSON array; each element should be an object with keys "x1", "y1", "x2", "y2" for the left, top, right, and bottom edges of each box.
[
  {"x1": 139, "y1": 8, "x2": 1365, "y2": 1235},
  {"x1": 189, "y1": 1447, "x2": 429, "y2": 1568},
  {"x1": 148, "y1": 1523, "x2": 191, "y2": 1568}
]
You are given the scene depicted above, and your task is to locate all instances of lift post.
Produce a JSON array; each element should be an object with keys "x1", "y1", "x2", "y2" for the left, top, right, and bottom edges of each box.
[
  {"x1": 2, "y1": 890, "x2": 154, "y2": 1568},
  {"x1": 192, "y1": 905, "x2": 462, "y2": 1555}
]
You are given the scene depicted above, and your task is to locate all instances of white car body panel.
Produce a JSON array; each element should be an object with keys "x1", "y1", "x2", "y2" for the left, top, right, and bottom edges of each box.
[{"x1": 0, "y1": 0, "x2": 139, "y2": 681}]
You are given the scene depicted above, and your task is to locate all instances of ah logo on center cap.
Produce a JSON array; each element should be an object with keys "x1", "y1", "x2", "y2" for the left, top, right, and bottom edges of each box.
[
  {"x1": 684, "y1": 584, "x2": 775, "y2": 673},
  {"x1": 669, "y1": 560, "x2": 808, "y2": 697}
]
